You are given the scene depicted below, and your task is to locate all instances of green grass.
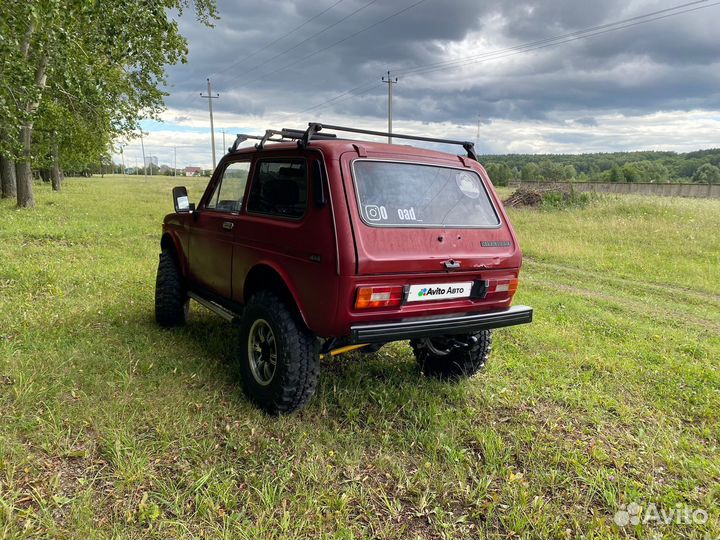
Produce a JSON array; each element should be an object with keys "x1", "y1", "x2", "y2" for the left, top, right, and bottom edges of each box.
[{"x1": 1, "y1": 176, "x2": 719, "y2": 539}]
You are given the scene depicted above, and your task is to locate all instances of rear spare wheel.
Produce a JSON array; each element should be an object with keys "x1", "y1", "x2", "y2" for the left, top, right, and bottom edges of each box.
[{"x1": 411, "y1": 331, "x2": 492, "y2": 379}]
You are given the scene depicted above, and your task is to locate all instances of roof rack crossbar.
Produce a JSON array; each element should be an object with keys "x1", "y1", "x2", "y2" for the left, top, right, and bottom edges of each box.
[
  {"x1": 230, "y1": 123, "x2": 479, "y2": 161},
  {"x1": 229, "y1": 128, "x2": 336, "y2": 154},
  {"x1": 256, "y1": 129, "x2": 283, "y2": 150},
  {"x1": 229, "y1": 133, "x2": 284, "y2": 153},
  {"x1": 280, "y1": 128, "x2": 338, "y2": 142},
  {"x1": 303, "y1": 123, "x2": 478, "y2": 161}
]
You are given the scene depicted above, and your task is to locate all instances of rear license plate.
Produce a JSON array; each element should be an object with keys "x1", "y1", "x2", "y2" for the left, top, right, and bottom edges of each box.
[{"x1": 406, "y1": 282, "x2": 473, "y2": 302}]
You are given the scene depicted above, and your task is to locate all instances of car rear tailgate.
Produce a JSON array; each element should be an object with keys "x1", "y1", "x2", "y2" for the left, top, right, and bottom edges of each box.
[{"x1": 340, "y1": 152, "x2": 521, "y2": 275}]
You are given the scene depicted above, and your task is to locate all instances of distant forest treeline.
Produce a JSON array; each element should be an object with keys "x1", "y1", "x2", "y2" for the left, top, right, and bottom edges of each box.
[{"x1": 480, "y1": 148, "x2": 720, "y2": 186}]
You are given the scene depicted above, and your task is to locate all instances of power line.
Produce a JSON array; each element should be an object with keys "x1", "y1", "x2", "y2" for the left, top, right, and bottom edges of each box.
[
  {"x1": 302, "y1": 83, "x2": 385, "y2": 120},
  {"x1": 222, "y1": 0, "x2": 430, "y2": 90},
  {"x1": 407, "y1": 2, "x2": 720, "y2": 78},
  {"x1": 209, "y1": 0, "x2": 349, "y2": 78},
  {"x1": 394, "y1": 0, "x2": 716, "y2": 78},
  {"x1": 168, "y1": 0, "x2": 719, "y2": 141},
  {"x1": 297, "y1": 81, "x2": 381, "y2": 114},
  {"x1": 281, "y1": 83, "x2": 385, "y2": 129},
  {"x1": 219, "y1": 0, "x2": 381, "y2": 84},
  {"x1": 298, "y1": 0, "x2": 719, "y2": 116},
  {"x1": 172, "y1": 0, "x2": 368, "y2": 111},
  {"x1": 395, "y1": 0, "x2": 712, "y2": 77},
  {"x1": 170, "y1": 0, "x2": 427, "y2": 112}
]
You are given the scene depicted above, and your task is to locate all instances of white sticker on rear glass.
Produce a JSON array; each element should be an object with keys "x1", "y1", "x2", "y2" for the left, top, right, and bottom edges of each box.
[
  {"x1": 397, "y1": 207, "x2": 417, "y2": 221},
  {"x1": 455, "y1": 172, "x2": 481, "y2": 199},
  {"x1": 365, "y1": 204, "x2": 388, "y2": 221}
]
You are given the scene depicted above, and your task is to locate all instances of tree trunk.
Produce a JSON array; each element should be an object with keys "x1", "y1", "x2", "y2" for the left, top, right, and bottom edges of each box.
[
  {"x1": 15, "y1": 39, "x2": 47, "y2": 208},
  {"x1": 51, "y1": 143, "x2": 61, "y2": 191},
  {"x1": 16, "y1": 123, "x2": 35, "y2": 207},
  {"x1": 16, "y1": 164, "x2": 34, "y2": 208},
  {"x1": 40, "y1": 169, "x2": 51, "y2": 182},
  {"x1": 15, "y1": 22, "x2": 36, "y2": 207},
  {"x1": 0, "y1": 153, "x2": 17, "y2": 199}
]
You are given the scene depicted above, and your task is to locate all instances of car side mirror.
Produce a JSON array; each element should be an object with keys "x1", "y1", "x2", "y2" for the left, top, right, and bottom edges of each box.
[
  {"x1": 312, "y1": 161, "x2": 327, "y2": 207},
  {"x1": 172, "y1": 186, "x2": 193, "y2": 213}
]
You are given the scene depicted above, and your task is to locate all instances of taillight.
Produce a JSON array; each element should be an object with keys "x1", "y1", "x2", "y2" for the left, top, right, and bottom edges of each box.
[
  {"x1": 355, "y1": 286, "x2": 404, "y2": 309},
  {"x1": 488, "y1": 278, "x2": 519, "y2": 295}
]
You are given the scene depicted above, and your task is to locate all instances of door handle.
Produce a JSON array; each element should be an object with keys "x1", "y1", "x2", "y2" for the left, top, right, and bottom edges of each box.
[{"x1": 222, "y1": 221, "x2": 234, "y2": 230}]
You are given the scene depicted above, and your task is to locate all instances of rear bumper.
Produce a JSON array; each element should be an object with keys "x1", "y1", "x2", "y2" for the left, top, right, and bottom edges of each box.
[{"x1": 350, "y1": 305, "x2": 533, "y2": 343}]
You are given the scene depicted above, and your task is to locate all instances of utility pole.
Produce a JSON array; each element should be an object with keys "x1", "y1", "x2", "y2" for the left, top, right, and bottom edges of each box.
[
  {"x1": 200, "y1": 78, "x2": 220, "y2": 168},
  {"x1": 174, "y1": 146, "x2": 177, "y2": 177},
  {"x1": 119, "y1": 144, "x2": 125, "y2": 175},
  {"x1": 222, "y1": 129, "x2": 226, "y2": 154},
  {"x1": 139, "y1": 131, "x2": 147, "y2": 180},
  {"x1": 476, "y1": 115, "x2": 481, "y2": 149},
  {"x1": 381, "y1": 71, "x2": 398, "y2": 144}
]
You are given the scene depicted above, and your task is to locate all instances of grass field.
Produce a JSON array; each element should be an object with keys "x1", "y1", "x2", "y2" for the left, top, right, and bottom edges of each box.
[{"x1": 1, "y1": 176, "x2": 719, "y2": 539}]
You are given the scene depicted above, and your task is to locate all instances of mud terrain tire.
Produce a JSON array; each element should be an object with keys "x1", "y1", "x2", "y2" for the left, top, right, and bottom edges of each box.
[
  {"x1": 238, "y1": 291, "x2": 319, "y2": 414},
  {"x1": 411, "y1": 331, "x2": 492, "y2": 379},
  {"x1": 155, "y1": 249, "x2": 189, "y2": 327}
]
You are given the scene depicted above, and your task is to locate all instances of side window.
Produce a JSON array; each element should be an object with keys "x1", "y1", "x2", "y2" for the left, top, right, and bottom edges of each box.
[
  {"x1": 205, "y1": 162, "x2": 251, "y2": 212},
  {"x1": 246, "y1": 159, "x2": 307, "y2": 219}
]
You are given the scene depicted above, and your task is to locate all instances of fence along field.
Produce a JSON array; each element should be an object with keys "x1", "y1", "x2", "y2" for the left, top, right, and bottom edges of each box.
[
  {"x1": 0, "y1": 176, "x2": 718, "y2": 538},
  {"x1": 508, "y1": 180, "x2": 720, "y2": 199}
]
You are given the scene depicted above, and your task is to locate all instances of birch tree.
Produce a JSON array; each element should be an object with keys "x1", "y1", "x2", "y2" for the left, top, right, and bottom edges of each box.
[{"x1": 0, "y1": 0, "x2": 218, "y2": 206}]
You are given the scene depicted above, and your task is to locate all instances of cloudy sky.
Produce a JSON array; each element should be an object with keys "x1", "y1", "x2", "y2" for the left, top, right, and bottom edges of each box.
[{"x1": 116, "y1": 0, "x2": 720, "y2": 169}]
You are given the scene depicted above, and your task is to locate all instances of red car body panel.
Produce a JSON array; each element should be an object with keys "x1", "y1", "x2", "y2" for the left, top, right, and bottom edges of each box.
[{"x1": 161, "y1": 139, "x2": 525, "y2": 339}]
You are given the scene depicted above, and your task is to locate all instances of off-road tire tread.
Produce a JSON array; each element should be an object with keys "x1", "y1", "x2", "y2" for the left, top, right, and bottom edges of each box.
[
  {"x1": 155, "y1": 249, "x2": 187, "y2": 327},
  {"x1": 411, "y1": 330, "x2": 492, "y2": 379},
  {"x1": 240, "y1": 291, "x2": 319, "y2": 414}
]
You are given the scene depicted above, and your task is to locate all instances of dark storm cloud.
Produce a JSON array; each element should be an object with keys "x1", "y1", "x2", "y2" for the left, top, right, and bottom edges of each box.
[{"x1": 164, "y1": 0, "x2": 720, "y2": 125}]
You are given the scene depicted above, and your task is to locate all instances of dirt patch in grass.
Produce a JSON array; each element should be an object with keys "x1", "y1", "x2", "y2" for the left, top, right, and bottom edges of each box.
[{"x1": 2, "y1": 438, "x2": 113, "y2": 531}]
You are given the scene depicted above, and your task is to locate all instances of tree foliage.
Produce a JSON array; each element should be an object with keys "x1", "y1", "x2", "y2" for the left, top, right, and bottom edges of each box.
[
  {"x1": 484, "y1": 162, "x2": 512, "y2": 186},
  {"x1": 0, "y1": 0, "x2": 218, "y2": 206},
  {"x1": 521, "y1": 162, "x2": 539, "y2": 182},
  {"x1": 480, "y1": 148, "x2": 720, "y2": 183},
  {"x1": 608, "y1": 165, "x2": 623, "y2": 183},
  {"x1": 692, "y1": 163, "x2": 720, "y2": 184}
]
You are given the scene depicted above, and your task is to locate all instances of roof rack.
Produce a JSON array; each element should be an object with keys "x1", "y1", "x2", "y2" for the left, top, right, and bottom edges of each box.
[
  {"x1": 228, "y1": 133, "x2": 273, "y2": 153},
  {"x1": 301, "y1": 123, "x2": 478, "y2": 161},
  {"x1": 228, "y1": 122, "x2": 478, "y2": 161},
  {"x1": 228, "y1": 128, "x2": 338, "y2": 153}
]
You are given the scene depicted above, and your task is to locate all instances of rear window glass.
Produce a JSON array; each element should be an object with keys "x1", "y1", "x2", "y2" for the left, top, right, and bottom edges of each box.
[{"x1": 353, "y1": 161, "x2": 500, "y2": 227}]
